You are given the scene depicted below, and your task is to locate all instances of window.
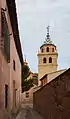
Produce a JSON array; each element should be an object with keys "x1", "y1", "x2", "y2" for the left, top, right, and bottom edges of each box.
[
  {"x1": 5, "y1": 85, "x2": 8, "y2": 108},
  {"x1": 13, "y1": 60, "x2": 16, "y2": 71},
  {"x1": 43, "y1": 57, "x2": 46, "y2": 63},
  {"x1": 26, "y1": 92, "x2": 29, "y2": 98},
  {"x1": 52, "y1": 48, "x2": 54, "y2": 52},
  {"x1": 49, "y1": 57, "x2": 52, "y2": 63},
  {"x1": 46, "y1": 47, "x2": 49, "y2": 52},
  {"x1": 41, "y1": 48, "x2": 44, "y2": 53}
]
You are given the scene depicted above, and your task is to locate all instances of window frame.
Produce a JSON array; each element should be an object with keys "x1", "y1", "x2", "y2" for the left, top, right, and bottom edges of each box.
[
  {"x1": 43, "y1": 57, "x2": 46, "y2": 63},
  {"x1": 46, "y1": 47, "x2": 49, "y2": 52},
  {"x1": 49, "y1": 57, "x2": 52, "y2": 63},
  {"x1": 41, "y1": 48, "x2": 44, "y2": 53},
  {"x1": 52, "y1": 48, "x2": 54, "y2": 52},
  {"x1": 5, "y1": 85, "x2": 8, "y2": 108},
  {"x1": 13, "y1": 60, "x2": 16, "y2": 71}
]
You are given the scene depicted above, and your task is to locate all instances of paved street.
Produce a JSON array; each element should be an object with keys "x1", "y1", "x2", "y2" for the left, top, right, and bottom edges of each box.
[{"x1": 16, "y1": 104, "x2": 44, "y2": 119}]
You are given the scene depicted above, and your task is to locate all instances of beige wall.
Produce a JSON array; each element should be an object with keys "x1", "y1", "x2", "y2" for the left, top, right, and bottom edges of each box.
[
  {"x1": 38, "y1": 64, "x2": 57, "y2": 79},
  {"x1": 47, "y1": 69, "x2": 66, "y2": 83},
  {"x1": 21, "y1": 85, "x2": 38, "y2": 104},
  {"x1": 38, "y1": 44, "x2": 58, "y2": 80},
  {"x1": 21, "y1": 87, "x2": 34, "y2": 104}
]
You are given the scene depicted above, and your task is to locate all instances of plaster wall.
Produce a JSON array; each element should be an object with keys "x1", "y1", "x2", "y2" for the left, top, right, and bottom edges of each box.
[
  {"x1": 0, "y1": 50, "x2": 9, "y2": 119},
  {"x1": 0, "y1": 0, "x2": 22, "y2": 118}
]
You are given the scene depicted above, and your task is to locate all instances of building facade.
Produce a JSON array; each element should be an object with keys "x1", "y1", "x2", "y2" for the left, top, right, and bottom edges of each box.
[
  {"x1": 40, "y1": 69, "x2": 66, "y2": 87},
  {"x1": 0, "y1": 0, "x2": 23, "y2": 119},
  {"x1": 37, "y1": 26, "x2": 58, "y2": 80},
  {"x1": 33, "y1": 68, "x2": 70, "y2": 119}
]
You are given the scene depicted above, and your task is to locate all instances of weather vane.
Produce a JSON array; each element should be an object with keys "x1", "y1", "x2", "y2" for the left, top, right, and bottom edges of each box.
[
  {"x1": 44, "y1": 25, "x2": 52, "y2": 44},
  {"x1": 46, "y1": 25, "x2": 50, "y2": 40},
  {"x1": 47, "y1": 26, "x2": 50, "y2": 33}
]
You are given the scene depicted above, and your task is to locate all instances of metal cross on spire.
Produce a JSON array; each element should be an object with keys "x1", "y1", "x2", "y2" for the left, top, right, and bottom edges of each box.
[
  {"x1": 44, "y1": 26, "x2": 52, "y2": 44},
  {"x1": 46, "y1": 25, "x2": 50, "y2": 40}
]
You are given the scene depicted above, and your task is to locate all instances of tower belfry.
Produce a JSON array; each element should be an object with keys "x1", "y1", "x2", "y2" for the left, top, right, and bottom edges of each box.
[{"x1": 37, "y1": 27, "x2": 58, "y2": 80}]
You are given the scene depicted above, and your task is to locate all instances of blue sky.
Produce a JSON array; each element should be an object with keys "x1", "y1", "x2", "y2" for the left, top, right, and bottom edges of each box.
[{"x1": 16, "y1": 0, "x2": 70, "y2": 72}]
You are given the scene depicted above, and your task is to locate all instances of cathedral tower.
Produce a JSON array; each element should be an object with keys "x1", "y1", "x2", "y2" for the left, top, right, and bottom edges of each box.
[{"x1": 37, "y1": 26, "x2": 58, "y2": 80}]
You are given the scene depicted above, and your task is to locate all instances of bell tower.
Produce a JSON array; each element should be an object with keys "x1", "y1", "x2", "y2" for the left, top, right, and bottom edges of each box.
[{"x1": 37, "y1": 26, "x2": 58, "y2": 80}]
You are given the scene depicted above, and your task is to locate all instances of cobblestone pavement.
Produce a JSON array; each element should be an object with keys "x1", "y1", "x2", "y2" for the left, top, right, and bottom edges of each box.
[{"x1": 16, "y1": 104, "x2": 44, "y2": 119}]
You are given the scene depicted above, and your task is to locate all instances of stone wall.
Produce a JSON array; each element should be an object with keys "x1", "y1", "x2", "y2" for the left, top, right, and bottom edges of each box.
[{"x1": 33, "y1": 69, "x2": 70, "y2": 119}]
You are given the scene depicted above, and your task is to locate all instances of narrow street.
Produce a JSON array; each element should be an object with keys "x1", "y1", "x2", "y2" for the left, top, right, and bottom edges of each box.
[{"x1": 16, "y1": 104, "x2": 44, "y2": 119}]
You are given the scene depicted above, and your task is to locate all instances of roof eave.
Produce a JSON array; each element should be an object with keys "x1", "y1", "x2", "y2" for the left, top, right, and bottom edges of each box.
[{"x1": 6, "y1": 0, "x2": 23, "y2": 65}]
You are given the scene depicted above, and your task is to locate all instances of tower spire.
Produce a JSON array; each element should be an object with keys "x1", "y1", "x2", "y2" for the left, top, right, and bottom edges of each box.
[
  {"x1": 44, "y1": 26, "x2": 52, "y2": 44},
  {"x1": 46, "y1": 26, "x2": 50, "y2": 40}
]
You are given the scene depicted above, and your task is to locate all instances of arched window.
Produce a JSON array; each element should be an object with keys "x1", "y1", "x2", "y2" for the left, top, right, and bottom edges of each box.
[
  {"x1": 46, "y1": 47, "x2": 49, "y2": 52},
  {"x1": 49, "y1": 57, "x2": 52, "y2": 63},
  {"x1": 41, "y1": 48, "x2": 44, "y2": 53},
  {"x1": 52, "y1": 48, "x2": 54, "y2": 52},
  {"x1": 43, "y1": 57, "x2": 46, "y2": 63}
]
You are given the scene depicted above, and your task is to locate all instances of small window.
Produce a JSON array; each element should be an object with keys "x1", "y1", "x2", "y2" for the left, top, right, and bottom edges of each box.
[
  {"x1": 49, "y1": 57, "x2": 52, "y2": 63},
  {"x1": 5, "y1": 85, "x2": 8, "y2": 108},
  {"x1": 41, "y1": 48, "x2": 44, "y2": 53},
  {"x1": 46, "y1": 47, "x2": 49, "y2": 52},
  {"x1": 43, "y1": 57, "x2": 46, "y2": 63},
  {"x1": 52, "y1": 48, "x2": 54, "y2": 52},
  {"x1": 13, "y1": 60, "x2": 16, "y2": 71},
  {"x1": 26, "y1": 92, "x2": 29, "y2": 98}
]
